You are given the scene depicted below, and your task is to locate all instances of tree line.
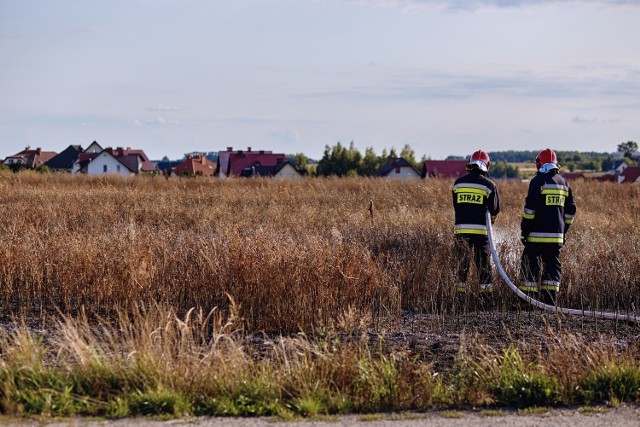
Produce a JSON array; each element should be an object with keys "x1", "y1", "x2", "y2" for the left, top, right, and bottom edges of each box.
[{"x1": 290, "y1": 141, "x2": 638, "y2": 178}]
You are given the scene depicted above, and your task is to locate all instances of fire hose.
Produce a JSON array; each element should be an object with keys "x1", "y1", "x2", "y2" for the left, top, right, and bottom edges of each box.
[{"x1": 485, "y1": 210, "x2": 639, "y2": 324}]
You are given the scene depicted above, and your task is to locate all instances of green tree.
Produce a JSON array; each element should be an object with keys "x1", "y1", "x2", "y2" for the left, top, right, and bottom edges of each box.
[
  {"x1": 617, "y1": 141, "x2": 638, "y2": 158},
  {"x1": 400, "y1": 144, "x2": 420, "y2": 170},
  {"x1": 361, "y1": 147, "x2": 382, "y2": 176},
  {"x1": 316, "y1": 142, "x2": 363, "y2": 177},
  {"x1": 490, "y1": 161, "x2": 519, "y2": 179},
  {"x1": 288, "y1": 153, "x2": 308, "y2": 170},
  {"x1": 601, "y1": 157, "x2": 614, "y2": 172}
]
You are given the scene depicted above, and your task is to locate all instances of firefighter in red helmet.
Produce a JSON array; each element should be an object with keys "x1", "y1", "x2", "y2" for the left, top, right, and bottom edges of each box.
[
  {"x1": 452, "y1": 150, "x2": 500, "y2": 308},
  {"x1": 519, "y1": 148, "x2": 577, "y2": 305}
]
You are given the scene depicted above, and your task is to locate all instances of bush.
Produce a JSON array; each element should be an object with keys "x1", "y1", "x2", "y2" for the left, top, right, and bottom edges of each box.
[
  {"x1": 493, "y1": 348, "x2": 558, "y2": 407},
  {"x1": 579, "y1": 365, "x2": 640, "y2": 405}
]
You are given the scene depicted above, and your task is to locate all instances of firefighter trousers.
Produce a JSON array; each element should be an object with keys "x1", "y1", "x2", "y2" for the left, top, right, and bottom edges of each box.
[
  {"x1": 454, "y1": 234, "x2": 492, "y2": 292},
  {"x1": 519, "y1": 243, "x2": 562, "y2": 292}
]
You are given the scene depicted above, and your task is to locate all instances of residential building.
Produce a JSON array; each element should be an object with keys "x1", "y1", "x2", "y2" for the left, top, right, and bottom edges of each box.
[
  {"x1": 44, "y1": 145, "x2": 83, "y2": 172},
  {"x1": 421, "y1": 160, "x2": 468, "y2": 179},
  {"x1": 608, "y1": 160, "x2": 629, "y2": 175},
  {"x1": 217, "y1": 147, "x2": 286, "y2": 178},
  {"x1": 619, "y1": 166, "x2": 640, "y2": 184},
  {"x1": 172, "y1": 155, "x2": 216, "y2": 177},
  {"x1": 372, "y1": 157, "x2": 420, "y2": 180},
  {"x1": 239, "y1": 160, "x2": 307, "y2": 180},
  {"x1": 3, "y1": 147, "x2": 57, "y2": 168},
  {"x1": 84, "y1": 147, "x2": 156, "y2": 175}
]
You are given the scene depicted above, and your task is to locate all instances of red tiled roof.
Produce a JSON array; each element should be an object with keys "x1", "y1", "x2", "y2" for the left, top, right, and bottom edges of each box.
[
  {"x1": 422, "y1": 160, "x2": 468, "y2": 179},
  {"x1": 621, "y1": 166, "x2": 640, "y2": 183},
  {"x1": 220, "y1": 149, "x2": 286, "y2": 177},
  {"x1": 594, "y1": 174, "x2": 618, "y2": 182},
  {"x1": 78, "y1": 152, "x2": 98, "y2": 162},
  {"x1": 561, "y1": 172, "x2": 585, "y2": 181},
  {"x1": 173, "y1": 155, "x2": 216, "y2": 176},
  {"x1": 6, "y1": 147, "x2": 57, "y2": 168},
  {"x1": 106, "y1": 147, "x2": 156, "y2": 172}
]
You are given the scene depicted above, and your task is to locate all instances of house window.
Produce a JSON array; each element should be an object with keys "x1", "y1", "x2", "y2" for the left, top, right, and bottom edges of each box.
[
  {"x1": 117, "y1": 165, "x2": 121, "y2": 173},
  {"x1": 103, "y1": 165, "x2": 108, "y2": 173},
  {"x1": 395, "y1": 167, "x2": 401, "y2": 174}
]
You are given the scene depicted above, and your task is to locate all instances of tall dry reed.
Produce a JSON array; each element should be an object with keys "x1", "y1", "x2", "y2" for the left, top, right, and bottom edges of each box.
[{"x1": 0, "y1": 172, "x2": 637, "y2": 332}]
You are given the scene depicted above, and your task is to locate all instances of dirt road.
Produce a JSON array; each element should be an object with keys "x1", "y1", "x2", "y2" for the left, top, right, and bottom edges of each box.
[{"x1": 2, "y1": 407, "x2": 639, "y2": 427}]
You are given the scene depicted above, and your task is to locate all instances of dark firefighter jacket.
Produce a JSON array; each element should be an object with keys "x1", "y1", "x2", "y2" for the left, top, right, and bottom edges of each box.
[
  {"x1": 452, "y1": 170, "x2": 500, "y2": 236},
  {"x1": 521, "y1": 171, "x2": 576, "y2": 244}
]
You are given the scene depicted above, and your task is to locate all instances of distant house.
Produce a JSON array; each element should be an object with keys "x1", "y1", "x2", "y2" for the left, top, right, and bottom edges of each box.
[
  {"x1": 421, "y1": 160, "x2": 468, "y2": 179},
  {"x1": 155, "y1": 159, "x2": 183, "y2": 173},
  {"x1": 74, "y1": 141, "x2": 104, "y2": 173},
  {"x1": 561, "y1": 172, "x2": 585, "y2": 182},
  {"x1": 372, "y1": 157, "x2": 420, "y2": 180},
  {"x1": 3, "y1": 147, "x2": 57, "y2": 169},
  {"x1": 172, "y1": 155, "x2": 216, "y2": 177},
  {"x1": 594, "y1": 174, "x2": 618, "y2": 183},
  {"x1": 217, "y1": 147, "x2": 286, "y2": 178},
  {"x1": 85, "y1": 147, "x2": 156, "y2": 175},
  {"x1": 619, "y1": 166, "x2": 640, "y2": 184},
  {"x1": 239, "y1": 160, "x2": 307, "y2": 180},
  {"x1": 44, "y1": 145, "x2": 83, "y2": 172},
  {"x1": 608, "y1": 160, "x2": 628, "y2": 175}
]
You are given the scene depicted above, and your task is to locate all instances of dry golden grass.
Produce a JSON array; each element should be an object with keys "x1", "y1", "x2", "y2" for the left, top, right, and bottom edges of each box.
[{"x1": 0, "y1": 171, "x2": 638, "y2": 332}]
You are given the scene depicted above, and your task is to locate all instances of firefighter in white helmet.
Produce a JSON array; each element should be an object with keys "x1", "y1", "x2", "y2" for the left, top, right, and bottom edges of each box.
[
  {"x1": 519, "y1": 148, "x2": 577, "y2": 305},
  {"x1": 452, "y1": 150, "x2": 500, "y2": 307}
]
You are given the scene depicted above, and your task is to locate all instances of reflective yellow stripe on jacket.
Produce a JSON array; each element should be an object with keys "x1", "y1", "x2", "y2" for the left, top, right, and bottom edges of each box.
[
  {"x1": 455, "y1": 223, "x2": 488, "y2": 235},
  {"x1": 522, "y1": 208, "x2": 535, "y2": 220},
  {"x1": 541, "y1": 184, "x2": 569, "y2": 197},
  {"x1": 452, "y1": 183, "x2": 492, "y2": 197},
  {"x1": 526, "y1": 232, "x2": 564, "y2": 244}
]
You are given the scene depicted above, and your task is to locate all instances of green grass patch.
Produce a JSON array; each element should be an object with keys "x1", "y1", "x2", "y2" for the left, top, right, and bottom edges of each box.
[
  {"x1": 493, "y1": 348, "x2": 558, "y2": 408},
  {"x1": 578, "y1": 364, "x2": 640, "y2": 405},
  {"x1": 0, "y1": 310, "x2": 639, "y2": 419},
  {"x1": 578, "y1": 406, "x2": 609, "y2": 415},
  {"x1": 439, "y1": 410, "x2": 463, "y2": 418},
  {"x1": 517, "y1": 406, "x2": 551, "y2": 416},
  {"x1": 480, "y1": 409, "x2": 507, "y2": 416}
]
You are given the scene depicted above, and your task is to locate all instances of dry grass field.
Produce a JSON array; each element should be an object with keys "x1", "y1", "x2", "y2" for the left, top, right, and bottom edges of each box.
[
  {"x1": 0, "y1": 171, "x2": 638, "y2": 331},
  {"x1": 0, "y1": 171, "x2": 638, "y2": 417}
]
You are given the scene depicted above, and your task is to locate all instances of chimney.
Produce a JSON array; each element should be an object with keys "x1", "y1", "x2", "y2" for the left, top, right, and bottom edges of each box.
[
  {"x1": 201, "y1": 155, "x2": 206, "y2": 165},
  {"x1": 36, "y1": 147, "x2": 41, "y2": 155},
  {"x1": 389, "y1": 156, "x2": 396, "y2": 165},
  {"x1": 227, "y1": 147, "x2": 233, "y2": 152},
  {"x1": 247, "y1": 146, "x2": 252, "y2": 152}
]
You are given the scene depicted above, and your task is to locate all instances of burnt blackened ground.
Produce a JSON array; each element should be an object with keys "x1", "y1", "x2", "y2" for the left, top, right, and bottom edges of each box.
[
  {"x1": 376, "y1": 306, "x2": 640, "y2": 372},
  {"x1": 1, "y1": 302, "x2": 639, "y2": 374}
]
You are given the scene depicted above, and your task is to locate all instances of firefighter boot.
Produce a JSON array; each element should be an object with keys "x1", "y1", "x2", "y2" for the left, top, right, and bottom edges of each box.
[{"x1": 541, "y1": 290, "x2": 557, "y2": 306}]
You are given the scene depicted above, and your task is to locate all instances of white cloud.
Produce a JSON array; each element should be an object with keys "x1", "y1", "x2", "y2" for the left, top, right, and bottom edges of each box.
[
  {"x1": 572, "y1": 116, "x2": 622, "y2": 124},
  {"x1": 296, "y1": 65, "x2": 640, "y2": 102},
  {"x1": 147, "y1": 104, "x2": 181, "y2": 112},
  {"x1": 134, "y1": 116, "x2": 179, "y2": 126},
  {"x1": 345, "y1": 0, "x2": 640, "y2": 11}
]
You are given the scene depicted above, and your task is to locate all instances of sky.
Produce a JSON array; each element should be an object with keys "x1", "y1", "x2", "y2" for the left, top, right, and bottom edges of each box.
[{"x1": 1, "y1": 0, "x2": 639, "y2": 161}]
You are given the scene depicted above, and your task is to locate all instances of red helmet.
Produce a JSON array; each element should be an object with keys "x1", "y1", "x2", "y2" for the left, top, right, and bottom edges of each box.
[
  {"x1": 535, "y1": 148, "x2": 559, "y2": 171},
  {"x1": 467, "y1": 150, "x2": 490, "y2": 173}
]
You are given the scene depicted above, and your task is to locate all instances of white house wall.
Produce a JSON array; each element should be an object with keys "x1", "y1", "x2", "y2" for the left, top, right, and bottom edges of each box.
[
  {"x1": 386, "y1": 167, "x2": 420, "y2": 180},
  {"x1": 85, "y1": 142, "x2": 103, "y2": 153},
  {"x1": 86, "y1": 152, "x2": 133, "y2": 176},
  {"x1": 274, "y1": 163, "x2": 303, "y2": 181}
]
